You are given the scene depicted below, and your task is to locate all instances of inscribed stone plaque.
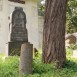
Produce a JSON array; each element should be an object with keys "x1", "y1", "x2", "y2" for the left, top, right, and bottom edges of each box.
[{"x1": 10, "y1": 7, "x2": 28, "y2": 42}]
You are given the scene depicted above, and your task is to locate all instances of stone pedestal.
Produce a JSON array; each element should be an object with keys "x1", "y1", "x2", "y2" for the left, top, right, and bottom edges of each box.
[
  {"x1": 7, "y1": 41, "x2": 24, "y2": 56},
  {"x1": 19, "y1": 42, "x2": 33, "y2": 74}
]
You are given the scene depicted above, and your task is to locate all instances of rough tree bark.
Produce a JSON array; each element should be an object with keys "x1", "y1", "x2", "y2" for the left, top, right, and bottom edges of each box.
[{"x1": 42, "y1": 0, "x2": 67, "y2": 68}]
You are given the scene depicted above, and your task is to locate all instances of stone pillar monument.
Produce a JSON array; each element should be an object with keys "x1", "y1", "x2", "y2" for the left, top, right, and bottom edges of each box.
[{"x1": 19, "y1": 43, "x2": 33, "y2": 74}]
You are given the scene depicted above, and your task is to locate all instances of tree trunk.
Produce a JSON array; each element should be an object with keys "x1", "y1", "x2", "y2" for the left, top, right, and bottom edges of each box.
[
  {"x1": 19, "y1": 43, "x2": 33, "y2": 74},
  {"x1": 42, "y1": 0, "x2": 67, "y2": 68}
]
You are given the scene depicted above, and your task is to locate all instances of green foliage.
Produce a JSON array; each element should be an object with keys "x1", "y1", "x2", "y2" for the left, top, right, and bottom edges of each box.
[
  {"x1": 66, "y1": 0, "x2": 77, "y2": 33},
  {"x1": 38, "y1": 4, "x2": 45, "y2": 16},
  {"x1": 0, "y1": 48, "x2": 77, "y2": 77},
  {"x1": 68, "y1": 44, "x2": 77, "y2": 50},
  {"x1": 39, "y1": 0, "x2": 77, "y2": 33},
  {"x1": 66, "y1": 47, "x2": 73, "y2": 58},
  {"x1": 0, "y1": 56, "x2": 19, "y2": 77}
]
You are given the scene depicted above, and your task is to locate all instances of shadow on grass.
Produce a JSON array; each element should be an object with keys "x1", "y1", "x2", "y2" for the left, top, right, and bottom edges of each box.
[{"x1": 63, "y1": 59, "x2": 77, "y2": 72}]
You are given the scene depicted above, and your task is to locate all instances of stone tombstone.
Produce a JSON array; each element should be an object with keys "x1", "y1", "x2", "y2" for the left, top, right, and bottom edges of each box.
[
  {"x1": 10, "y1": 7, "x2": 28, "y2": 42},
  {"x1": 8, "y1": 7, "x2": 28, "y2": 55}
]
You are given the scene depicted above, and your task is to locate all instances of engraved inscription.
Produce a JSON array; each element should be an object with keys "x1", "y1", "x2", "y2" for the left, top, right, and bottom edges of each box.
[{"x1": 10, "y1": 7, "x2": 28, "y2": 42}]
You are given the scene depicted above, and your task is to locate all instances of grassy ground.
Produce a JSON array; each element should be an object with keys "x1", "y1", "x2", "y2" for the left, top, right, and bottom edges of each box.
[{"x1": 0, "y1": 48, "x2": 77, "y2": 77}]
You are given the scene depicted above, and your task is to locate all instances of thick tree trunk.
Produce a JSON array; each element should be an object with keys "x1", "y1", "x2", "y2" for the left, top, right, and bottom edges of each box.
[
  {"x1": 42, "y1": 0, "x2": 67, "y2": 68},
  {"x1": 19, "y1": 43, "x2": 33, "y2": 74}
]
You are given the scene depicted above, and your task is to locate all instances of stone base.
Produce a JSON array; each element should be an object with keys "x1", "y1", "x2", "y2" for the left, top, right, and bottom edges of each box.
[{"x1": 7, "y1": 41, "x2": 26, "y2": 56}]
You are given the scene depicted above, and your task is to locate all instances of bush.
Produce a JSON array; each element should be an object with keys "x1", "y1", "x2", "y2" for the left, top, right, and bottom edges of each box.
[{"x1": 0, "y1": 48, "x2": 77, "y2": 77}]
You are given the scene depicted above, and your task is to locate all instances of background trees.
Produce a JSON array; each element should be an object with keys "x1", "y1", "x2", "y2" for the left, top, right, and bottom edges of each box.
[
  {"x1": 39, "y1": 0, "x2": 77, "y2": 33},
  {"x1": 66, "y1": 0, "x2": 77, "y2": 33}
]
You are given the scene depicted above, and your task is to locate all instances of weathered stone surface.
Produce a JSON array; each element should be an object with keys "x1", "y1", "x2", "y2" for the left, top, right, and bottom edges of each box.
[
  {"x1": 8, "y1": 41, "x2": 23, "y2": 56},
  {"x1": 19, "y1": 43, "x2": 33, "y2": 74},
  {"x1": 65, "y1": 34, "x2": 76, "y2": 47},
  {"x1": 10, "y1": 7, "x2": 28, "y2": 42},
  {"x1": 8, "y1": 7, "x2": 28, "y2": 56}
]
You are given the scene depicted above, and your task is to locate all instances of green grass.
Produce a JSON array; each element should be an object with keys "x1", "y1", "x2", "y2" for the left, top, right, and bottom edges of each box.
[
  {"x1": 0, "y1": 56, "x2": 19, "y2": 77},
  {"x1": 0, "y1": 48, "x2": 77, "y2": 77}
]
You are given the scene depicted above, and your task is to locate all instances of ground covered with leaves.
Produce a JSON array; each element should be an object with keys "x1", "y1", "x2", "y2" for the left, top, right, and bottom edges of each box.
[{"x1": 0, "y1": 48, "x2": 77, "y2": 77}]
